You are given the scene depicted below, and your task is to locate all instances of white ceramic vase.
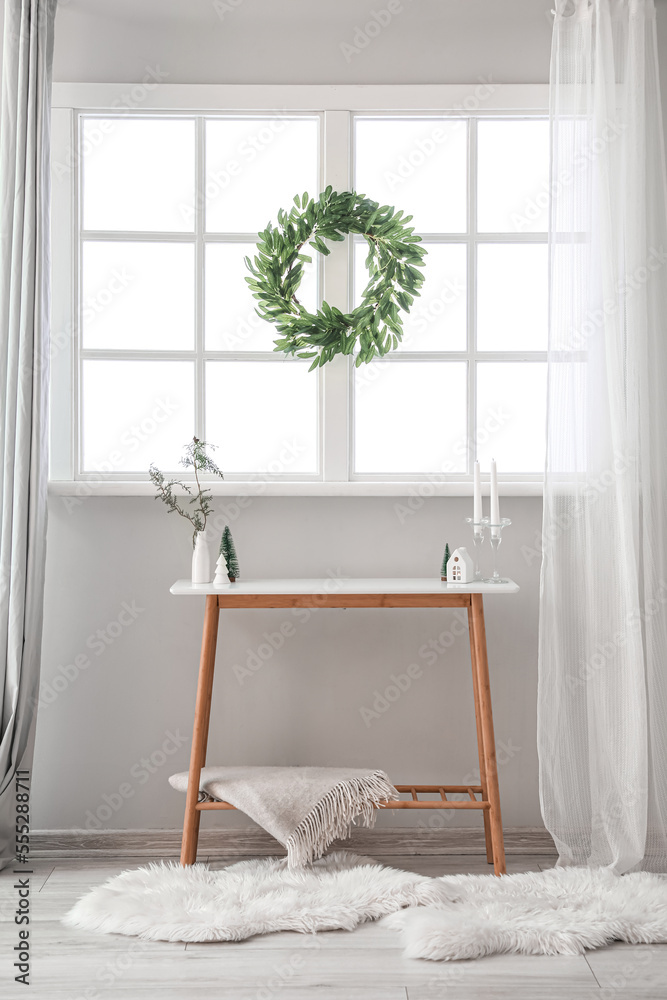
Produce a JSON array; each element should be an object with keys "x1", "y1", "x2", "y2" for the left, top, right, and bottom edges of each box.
[{"x1": 191, "y1": 532, "x2": 212, "y2": 584}]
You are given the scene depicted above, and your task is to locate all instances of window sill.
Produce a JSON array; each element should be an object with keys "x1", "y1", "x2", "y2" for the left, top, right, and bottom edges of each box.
[{"x1": 48, "y1": 480, "x2": 544, "y2": 498}]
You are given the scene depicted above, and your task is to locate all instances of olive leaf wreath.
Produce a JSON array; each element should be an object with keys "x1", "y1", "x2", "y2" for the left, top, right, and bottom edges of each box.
[{"x1": 244, "y1": 187, "x2": 427, "y2": 370}]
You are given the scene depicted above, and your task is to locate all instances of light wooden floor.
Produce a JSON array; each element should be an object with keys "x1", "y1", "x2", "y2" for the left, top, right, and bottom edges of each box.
[{"x1": 1, "y1": 852, "x2": 666, "y2": 1000}]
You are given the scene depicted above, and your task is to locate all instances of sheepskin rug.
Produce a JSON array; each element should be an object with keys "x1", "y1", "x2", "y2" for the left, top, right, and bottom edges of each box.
[
  {"x1": 63, "y1": 852, "x2": 446, "y2": 942},
  {"x1": 63, "y1": 853, "x2": 667, "y2": 960},
  {"x1": 385, "y1": 866, "x2": 667, "y2": 960}
]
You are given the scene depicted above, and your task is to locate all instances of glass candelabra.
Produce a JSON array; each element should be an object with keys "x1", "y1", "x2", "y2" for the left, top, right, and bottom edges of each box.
[
  {"x1": 481, "y1": 517, "x2": 512, "y2": 583},
  {"x1": 464, "y1": 517, "x2": 485, "y2": 581}
]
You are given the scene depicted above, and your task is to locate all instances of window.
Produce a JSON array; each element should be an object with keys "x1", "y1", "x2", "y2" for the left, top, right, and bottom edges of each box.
[
  {"x1": 50, "y1": 88, "x2": 549, "y2": 491},
  {"x1": 77, "y1": 114, "x2": 320, "y2": 478},
  {"x1": 352, "y1": 116, "x2": 548, "y2": 479}
]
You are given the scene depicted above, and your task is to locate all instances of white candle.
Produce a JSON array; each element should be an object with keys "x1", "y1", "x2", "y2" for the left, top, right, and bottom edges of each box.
[
  {"x1": 489, "y1": 458, "x2": 500, "y2": 538},
  {"x1": 473, "y1": 460, "x2": 482, "y2": 524}
]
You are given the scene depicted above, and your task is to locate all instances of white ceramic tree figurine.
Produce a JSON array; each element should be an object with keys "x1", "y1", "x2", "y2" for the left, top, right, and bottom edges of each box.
[{"x1": 214, "y1": 552, "x2": 228, "y2": 587}]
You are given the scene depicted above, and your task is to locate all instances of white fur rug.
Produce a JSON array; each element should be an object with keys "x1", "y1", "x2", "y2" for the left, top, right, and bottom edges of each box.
[
  {"x1": 385, "y1": 866, "x2": 667, "y2": 960},
  {"x1": 63, "y1": 853, "x2": 667, "y2": 959},
  {"x1": 63, "y1": 852, "x2": 445, "y2": 942}
]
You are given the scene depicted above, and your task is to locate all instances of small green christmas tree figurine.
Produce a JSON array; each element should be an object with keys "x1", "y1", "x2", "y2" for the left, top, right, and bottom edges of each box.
[
  {"x1": 441, "y1": 543, "x2": 451, "y2": 581},
  {"x1": 219, "y1": 526, "x2": 240, "y2": 582}
]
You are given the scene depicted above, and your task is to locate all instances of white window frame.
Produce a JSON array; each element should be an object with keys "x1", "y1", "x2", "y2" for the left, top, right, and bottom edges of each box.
[{"x1": 49, "y1": 83, "x2": 549, "y2": 498}]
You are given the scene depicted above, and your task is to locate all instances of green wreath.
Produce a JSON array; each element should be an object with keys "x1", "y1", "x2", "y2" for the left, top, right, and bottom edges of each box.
[{"x1": 244, "y1": 187, "x2": 427, "y2": 370}]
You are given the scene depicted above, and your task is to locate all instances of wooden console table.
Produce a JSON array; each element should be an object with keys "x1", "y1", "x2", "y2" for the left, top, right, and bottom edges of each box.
[{"x1": 170, "y1": 577, "x2": 519, "y2": 875}]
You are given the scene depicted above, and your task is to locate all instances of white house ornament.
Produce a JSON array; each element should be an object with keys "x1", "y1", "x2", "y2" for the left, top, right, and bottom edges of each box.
[{"x1": 447, "y1": 547, "x2": 474, "y2": 584}]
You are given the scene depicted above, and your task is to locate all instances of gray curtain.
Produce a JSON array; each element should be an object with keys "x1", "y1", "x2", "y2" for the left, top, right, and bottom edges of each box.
[{"x1": 0, "y1": 0, "x2": 56, "y2": 869}]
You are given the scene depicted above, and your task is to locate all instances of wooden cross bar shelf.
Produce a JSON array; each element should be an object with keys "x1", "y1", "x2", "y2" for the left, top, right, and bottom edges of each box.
[{"x1": 170, "y1": 577, "x2": 520, "y2": 876}]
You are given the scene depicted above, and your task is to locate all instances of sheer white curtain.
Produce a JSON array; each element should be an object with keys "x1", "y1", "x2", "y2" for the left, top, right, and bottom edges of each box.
[{"x1": 538, "y1": 0, "x2": 667, "y2": 873}]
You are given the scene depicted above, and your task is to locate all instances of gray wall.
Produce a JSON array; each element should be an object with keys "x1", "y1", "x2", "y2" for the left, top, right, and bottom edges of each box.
[
  {"x1": 31, "y1": 0, "x2": 664, "y2": 835},
  {"x1": 52, "y1": 0, "x2": 554, "y2": 86},
  {"x1": 36, "y1": 495, "x2": 542, "y2": 832}
]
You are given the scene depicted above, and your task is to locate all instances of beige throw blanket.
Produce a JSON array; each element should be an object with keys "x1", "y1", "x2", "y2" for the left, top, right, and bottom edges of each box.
[{"x1": 169, "y1": 766, "x2": 398, "y2": 868}]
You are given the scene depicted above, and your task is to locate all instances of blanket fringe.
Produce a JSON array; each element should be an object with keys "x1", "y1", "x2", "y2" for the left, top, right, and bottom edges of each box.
[{"x1": 285, "y1": 770, "x2": 398, "y2": 869}]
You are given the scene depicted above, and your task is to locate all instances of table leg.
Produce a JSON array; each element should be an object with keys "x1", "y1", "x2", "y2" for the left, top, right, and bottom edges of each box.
[
  {"x1": 180, "y1": 594, "x2": 219, "y2": 866},
  {"x1": 468, "y1": 603, "x2": 494, "y2": 865},
  {"x1": 469, "y1": 594, "x2": 506, "y2": 876}
]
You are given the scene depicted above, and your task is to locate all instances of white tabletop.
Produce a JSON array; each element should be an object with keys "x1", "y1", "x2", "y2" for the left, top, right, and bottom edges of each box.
[{"x1": 170, "y1": 577, "x2": 520, "y2": 596}]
